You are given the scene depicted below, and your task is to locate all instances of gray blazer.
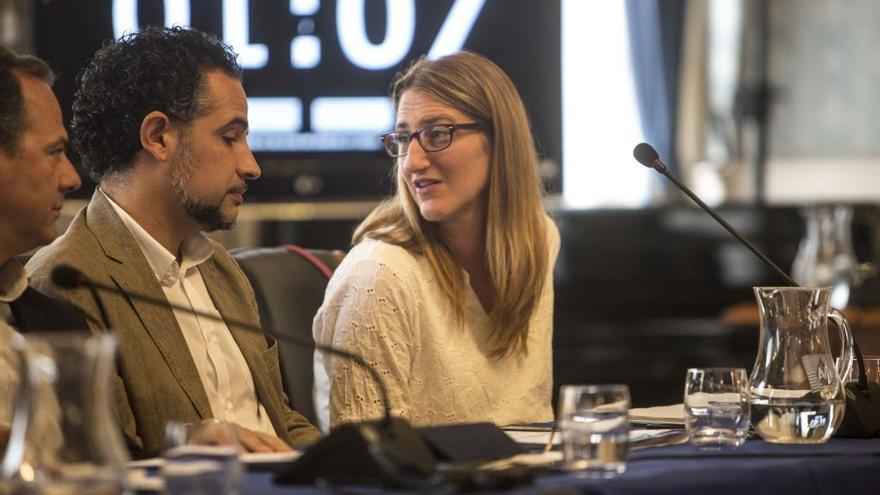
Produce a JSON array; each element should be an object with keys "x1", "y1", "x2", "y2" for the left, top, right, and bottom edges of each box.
[{"x1": 27, "y1": 191, "x2": 321, "y2": 457}]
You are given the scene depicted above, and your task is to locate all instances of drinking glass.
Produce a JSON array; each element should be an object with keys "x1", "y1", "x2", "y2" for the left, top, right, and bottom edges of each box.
[
  {"x1": 684, "y1": 368, "x2": 750, "y2": 449},
  {"x1": 557, "y1": 384, "x2": 630, "y2": 478},
  {"x1": 162, "y1": 421, "x2": 243, "y2": 495}
]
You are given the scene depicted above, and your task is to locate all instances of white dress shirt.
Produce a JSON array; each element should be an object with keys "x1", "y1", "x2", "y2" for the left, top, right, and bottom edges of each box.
[
  {"x1": 102, "y1": 191, "x2": 275, "y2": 435},
  {"x1": 0, "y1": 259, "x2": 28, "y2": 427}
]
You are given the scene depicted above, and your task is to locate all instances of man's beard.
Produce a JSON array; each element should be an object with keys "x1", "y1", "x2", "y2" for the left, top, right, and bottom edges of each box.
[{"x1": 170, "y1": 143, "x2": 236, "y2": 232}]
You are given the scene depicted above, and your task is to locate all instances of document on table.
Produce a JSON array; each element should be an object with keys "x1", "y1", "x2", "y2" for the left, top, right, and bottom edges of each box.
[
  {"x1": 127, "y1": 450, "x2": 303, "y2": 491},
  {"x1": 240, "y1": 450, "x2": 301, "y2": 465},
  {"x1": 127, "y1": 449, "x2": 301, "y2": 469},
  {"x1": 628, "y1": 403, "x2": 686, "y2": 426},
  {"x1": 502, "y1": 427, "x2": 686, "y2": 449},
  {"x1": 503, "y1": 428, "x2": 559, "y2": 446}
]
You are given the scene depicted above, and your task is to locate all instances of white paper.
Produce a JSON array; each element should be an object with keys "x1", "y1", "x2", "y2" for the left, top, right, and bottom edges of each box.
[
  {"x1": 127, "y1": 457, "x2": 165, "y2": 469},
  {"x1": 127, "y1": 450, "x2": 301, "y2": 468},
  {"x1": 126, "y1": 450, "x2": 301, "y2": 492},
  {"x1": 503, "y1": 427, "x2": 678, "y2": 447},
  {"x1": 240, "y1": 450, "x2": 301, "y2": 464},
  {"x1": 505, "y1": 429, "x2": 559, "y2": 446},
  {"x1": 479, "y1": 451, "x2": 563, "y2": 469},
  {"x1": 628, "y1": 403, "x2": 686, "y2": 425}
]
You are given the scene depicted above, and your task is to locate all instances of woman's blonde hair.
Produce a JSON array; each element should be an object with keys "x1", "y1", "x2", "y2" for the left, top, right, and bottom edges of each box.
[{"x1": 354, "y1": 51, "x2": 548, "y2": 357}]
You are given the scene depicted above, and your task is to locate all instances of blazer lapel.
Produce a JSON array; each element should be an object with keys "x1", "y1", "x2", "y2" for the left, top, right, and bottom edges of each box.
[{"x1": 87, "y1": 191, "x2": 213, "y2": 419}]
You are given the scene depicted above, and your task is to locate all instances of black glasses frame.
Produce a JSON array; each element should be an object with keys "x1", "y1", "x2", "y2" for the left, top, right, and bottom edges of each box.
[{"x1": 380, "y1": 122, "x2": 482, "y2": 157}]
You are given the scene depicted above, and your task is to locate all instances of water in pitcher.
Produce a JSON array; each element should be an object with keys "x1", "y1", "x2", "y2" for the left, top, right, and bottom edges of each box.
[{"x1": 751, "y1": 397, "x2": 844, "y2": 443}]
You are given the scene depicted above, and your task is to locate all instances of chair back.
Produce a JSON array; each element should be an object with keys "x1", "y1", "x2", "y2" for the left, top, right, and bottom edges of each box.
[{"x1": 230, "y1": 245, "x2": 344, "y2": 424}]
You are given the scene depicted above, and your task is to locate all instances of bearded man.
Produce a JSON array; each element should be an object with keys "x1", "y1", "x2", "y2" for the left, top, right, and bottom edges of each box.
[{"x1": 27, "y1": 26, "x2": 321, "y2": 458}]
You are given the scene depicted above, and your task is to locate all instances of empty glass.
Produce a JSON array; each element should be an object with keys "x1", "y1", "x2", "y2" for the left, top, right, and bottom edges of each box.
[
  {"x1": 557, "y1": 384, "x2": 630, "y2": 479},
  {"x1": 684, "y1": 368, "x2": 750, "y2": 449}
]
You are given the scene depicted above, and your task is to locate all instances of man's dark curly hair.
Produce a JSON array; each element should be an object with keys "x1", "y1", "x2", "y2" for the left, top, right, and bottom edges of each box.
[
  {"x1": 72, "y1": 26, "x2": 241, "y2": 181},
  {"x1": 0, "y1": 46, "x2": 54, "y2": 156}
]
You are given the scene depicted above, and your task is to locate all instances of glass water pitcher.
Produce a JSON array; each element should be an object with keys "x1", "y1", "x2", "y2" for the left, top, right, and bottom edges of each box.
[
  {"x1": 1, "y1": 332, "x2": 129, "y2": 494},
  {"x1": 749, "y1": 287, "x2": 854, "y2": 444}
]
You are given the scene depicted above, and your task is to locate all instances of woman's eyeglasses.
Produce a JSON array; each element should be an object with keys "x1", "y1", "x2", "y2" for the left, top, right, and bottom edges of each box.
[{"x1": 380, "y1": 123, "x2": 482, "y2": 158}]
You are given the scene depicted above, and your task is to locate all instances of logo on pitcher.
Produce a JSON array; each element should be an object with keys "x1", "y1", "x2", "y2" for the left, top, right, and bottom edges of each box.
[{"x1": 802, "y1": 354, "x2": 836, "y2": 390}]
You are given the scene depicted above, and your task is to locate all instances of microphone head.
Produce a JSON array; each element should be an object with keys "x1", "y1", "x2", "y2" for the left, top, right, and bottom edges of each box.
[
  {"x1": 51, "y1": 265, "x2": 85, "y2": 289},
  {"x1": 633, "y1": 142, "x2": 660, "y2": 168}
]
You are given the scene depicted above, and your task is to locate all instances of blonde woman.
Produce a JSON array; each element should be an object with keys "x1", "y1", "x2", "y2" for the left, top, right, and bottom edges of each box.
[{"x1": 313, "y1": 51, "x2": 559, "y2": 429}]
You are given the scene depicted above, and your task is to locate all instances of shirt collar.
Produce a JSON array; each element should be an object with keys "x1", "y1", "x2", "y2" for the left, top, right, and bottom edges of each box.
[
  {"x1": 99, "y1": 189, "x2": 214, "y2": 285},
  {"x1": 0, "y1": 259, "x2": 28, "y2": 303}
]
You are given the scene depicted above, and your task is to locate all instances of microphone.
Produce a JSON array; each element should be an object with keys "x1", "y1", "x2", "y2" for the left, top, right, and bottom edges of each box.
[
  {"x1": 53, "y1": 265, "x2": 115, "y2": 332},
  {"x1": 633, "y1": 142, "x2": 880, "y2": 439},
  {"x1": 51, "y1": 265, "x2": 394, "y2": 425},
  {"x1": 633, "y1": 142, "x2": 668, "y2": 173},
  {"x1": 632, "y1": 142, "x2": 797, "y2": 287},
  {"x1": 51, "y1": 264, "x2": 438, "y2": 486},
  {"x1": 52, "y1": 264, "x2": 528, "y2": 487},
  {"x1": 50, "y1": 265, "x2": 86, "y2": 288}
]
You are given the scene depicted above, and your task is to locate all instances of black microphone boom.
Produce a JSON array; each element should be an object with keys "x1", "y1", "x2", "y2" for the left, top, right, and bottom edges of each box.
[
  {"x1": 52, "y1": 265, "x2": 441, "y2": 486},
  {"x1": 51, "y1": 264, "x2": 393, "y2": 424},
  {"x1": 632, "y1": 142, "x2": 880, "y2": 439},
  {"x1": 51, "y1": 264, "x2": 527, "y2": 487},
  {"x1": 52, "y1": 265, "x2": 114, "y2": 333},
  {"x1": 632, "y1": 142, "x2": 797, "y2": 287}
]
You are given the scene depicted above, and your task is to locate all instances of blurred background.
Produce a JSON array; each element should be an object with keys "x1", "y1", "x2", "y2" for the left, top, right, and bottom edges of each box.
[{"x1": 4, "y1": 0, "x2": 880, "y2": 406}]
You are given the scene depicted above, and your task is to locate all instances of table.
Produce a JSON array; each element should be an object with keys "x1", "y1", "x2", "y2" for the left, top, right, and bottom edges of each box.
[{"x1": 237, "y1": 438, "x2": 880, "y2": 494}]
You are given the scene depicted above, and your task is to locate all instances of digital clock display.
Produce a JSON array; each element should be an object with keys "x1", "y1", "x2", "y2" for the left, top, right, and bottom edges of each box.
[{"x1": 34, "y1": 0, "x2": 560, "y2": 197}]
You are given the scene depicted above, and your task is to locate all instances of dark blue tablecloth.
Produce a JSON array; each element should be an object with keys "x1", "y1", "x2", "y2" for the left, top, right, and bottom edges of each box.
[
  {"x1": 241, "y1": 438, "x2": 880, "y2": 494},
  {"x1": 547, "y1": 438, "x2": 880, "y2": 495}
]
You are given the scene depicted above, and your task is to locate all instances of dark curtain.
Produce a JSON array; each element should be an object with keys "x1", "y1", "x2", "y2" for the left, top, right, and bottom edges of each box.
[{"x1": 625, "y1": 0, "x2": 686, "y2": 172}]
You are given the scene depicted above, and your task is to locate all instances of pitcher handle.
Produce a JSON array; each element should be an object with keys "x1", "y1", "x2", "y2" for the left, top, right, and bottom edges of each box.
[{"x1": 828, "y1": 308, "x2": 854, "y2": 387}]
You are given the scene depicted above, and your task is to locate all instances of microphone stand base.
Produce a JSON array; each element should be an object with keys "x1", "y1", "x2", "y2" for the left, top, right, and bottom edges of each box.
[{"x1": 274, "y1": 416, "x2": 436, "y2": 487}]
